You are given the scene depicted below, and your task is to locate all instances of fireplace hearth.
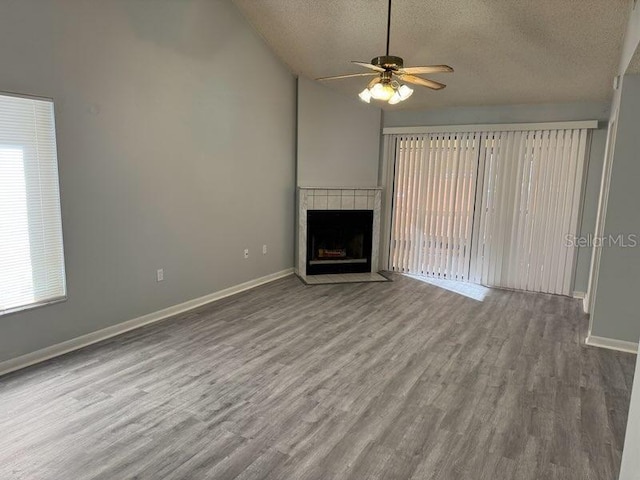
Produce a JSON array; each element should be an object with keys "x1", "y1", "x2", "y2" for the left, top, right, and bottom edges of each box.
[{"x1": 307, "y1": 210, "x2": 373, "y2": 275}]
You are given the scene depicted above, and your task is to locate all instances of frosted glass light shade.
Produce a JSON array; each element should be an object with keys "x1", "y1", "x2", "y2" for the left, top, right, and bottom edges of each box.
[
  {"x1": 370, "y1": 83, "x2": 395, "y2": 101},
  {"x1": 398, "y1": 84, "x2": 414, "y2": 100},
  {"x1": 388, "y1": 92, "x2": 402, "y2": 105},
  {"x1": 358, "y1": 88, "x2": 372, "y2": 103}
]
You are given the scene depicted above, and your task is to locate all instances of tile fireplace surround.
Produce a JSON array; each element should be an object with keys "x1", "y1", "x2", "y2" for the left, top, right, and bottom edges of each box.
[{"x1": 296, "y1": 187, "x2": 382, "y2": 278}]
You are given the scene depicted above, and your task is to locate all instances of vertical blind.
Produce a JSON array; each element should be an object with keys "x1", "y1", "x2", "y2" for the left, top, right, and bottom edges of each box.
[
  {"x1": 470, "y1": 129, "x2": 588, "y2": 295},
  {"x1": 0, "y1": 93, "x2": 66, "y2": 314},
  {"x1": 388, "y1": 127, "x2": 589, "y2": 296},
  {"x1": 390, "y1": 133, "x2": 479, "y2": 281}
]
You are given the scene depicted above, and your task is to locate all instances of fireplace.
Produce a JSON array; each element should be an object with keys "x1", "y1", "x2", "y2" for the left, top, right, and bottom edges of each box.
[
  {"x1": 296, "y1": 187, "x2": 382, "y2": 278},
  {"x1": 307, "y1": 210, "x2": 373, "y2": 275}
]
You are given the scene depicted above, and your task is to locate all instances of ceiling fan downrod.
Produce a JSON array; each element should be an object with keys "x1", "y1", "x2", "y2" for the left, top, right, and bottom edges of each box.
[
  {"x1": 386, "y1": 0, "x2": 392, "y2": 56},
  {"x1": 372, "y1": 0, "x2": 401, "y2": 71}
]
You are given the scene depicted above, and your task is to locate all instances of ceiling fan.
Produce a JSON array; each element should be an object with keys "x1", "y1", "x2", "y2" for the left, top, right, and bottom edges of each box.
[{"x1": 316, "y1": 0, "x2": 453, "y2": 105}]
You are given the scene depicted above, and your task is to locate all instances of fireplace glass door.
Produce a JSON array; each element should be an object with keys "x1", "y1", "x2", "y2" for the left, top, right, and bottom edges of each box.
[{"x1": 307, "y1": 210, "x2": 373, "y2": 275}]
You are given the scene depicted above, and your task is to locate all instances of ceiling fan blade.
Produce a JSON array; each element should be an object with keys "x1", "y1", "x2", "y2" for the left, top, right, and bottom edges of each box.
[
  {"x1": 396, "y1": 74, "x2": 446, "y2": 90},
  {"x1": 316, "y1": 72, "x2": 379, "y2": 81},
  {"x1": 367, "y1": 77, "x2": 382, "y2": 89},
  {"x1": 351, "y1": 61, "x2": 386, "y2": 73},
  {"x1": 398, "y1": 65, "x2": 454, "y2": 75}
]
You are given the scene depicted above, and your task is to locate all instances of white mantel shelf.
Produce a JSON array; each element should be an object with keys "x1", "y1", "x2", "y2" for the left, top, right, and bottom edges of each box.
[{"x1": 296, "y1": 187, "x2": 383, "y2": 277}]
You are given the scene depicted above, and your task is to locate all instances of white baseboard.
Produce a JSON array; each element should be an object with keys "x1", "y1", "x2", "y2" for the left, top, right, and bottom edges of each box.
[
  {"x1": 585, "y1": 334, "x2": 638, "y2": 354},
  {"x1": 0, "y1": 268, "x2": 294, "y2": 377},
  {"x1": 571, "y1": 291, "x2": 588, "y2": 313}
]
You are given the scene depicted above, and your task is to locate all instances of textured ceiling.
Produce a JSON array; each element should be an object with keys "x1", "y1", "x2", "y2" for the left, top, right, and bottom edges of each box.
[{"x1": 232, "y1": 0, "x2": 630, "y2": 110}]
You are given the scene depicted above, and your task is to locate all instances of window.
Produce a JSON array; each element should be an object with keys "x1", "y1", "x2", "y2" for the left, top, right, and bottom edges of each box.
[{"x1": 0, "y1": 93, "x2": 66, "y2": 314}]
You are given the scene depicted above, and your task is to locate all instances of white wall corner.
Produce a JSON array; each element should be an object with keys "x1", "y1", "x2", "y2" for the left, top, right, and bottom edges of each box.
[
  {"x1": 585, "y1": 334, "x2": 638, "y2": 354},
  {"x1": 0, "y1": 269, "x2": 294, "y2": 377},
  {"x1": 572, "y1": 291, "x2": 588, "y2": 313}
]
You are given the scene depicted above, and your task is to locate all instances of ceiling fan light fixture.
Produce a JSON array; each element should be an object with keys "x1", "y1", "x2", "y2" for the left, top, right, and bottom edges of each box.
[
  {"x1": 370, "y1": 82, "x2": 395, "y2": 101},
  {"x1": 388, "y1": 91, "x2": 402, "y2": 105},
  {"x1": 387, "y1": 82, "x2": 412, "y2": 104},
  {"x1": 398, "y1": 84, "x2": 414, "y2": 100},
  {"x1": 358, "y1": 88, "x2": 372, "y2": 103}
]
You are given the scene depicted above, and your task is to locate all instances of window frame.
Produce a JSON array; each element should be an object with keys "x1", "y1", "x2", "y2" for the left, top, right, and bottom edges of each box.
[{"x1": 0, "y1": 90, "x2": 67, "y2": 317}]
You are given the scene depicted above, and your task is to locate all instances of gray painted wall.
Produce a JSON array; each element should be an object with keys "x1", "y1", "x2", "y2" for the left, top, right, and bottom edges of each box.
[
  {"x1": 0, "y1": 0, "x2": 296, "y2": 364},
  {"x1": 383, "y1": 102, "x2": 609, "y2": 294},
  {"x1": 614, "y1": 7, "x2": 640, "y2": 475},
  {"x1": 297, "y1": 77, "x2": 382, "y2": 187},
  {"x1": 590, "y1": 74, "x2": 640, "y2": 343},
  {"x1": 579, "y1": 128, "x2": 608, "y2": 295}
]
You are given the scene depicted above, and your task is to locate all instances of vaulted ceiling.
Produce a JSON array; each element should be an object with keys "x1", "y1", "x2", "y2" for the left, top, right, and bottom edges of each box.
[{"x1": 233, "y1": 0, "x2": 630, "y2": 110}]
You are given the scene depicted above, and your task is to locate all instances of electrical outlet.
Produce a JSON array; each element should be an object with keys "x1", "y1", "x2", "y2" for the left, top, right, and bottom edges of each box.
[
  {"x1": 262, "y1": 244, "x2": 267, "y2": 255},
  {"x1": 244, "y1": 249, "x2": 249, "y2": 259},
  {"x1": 156, "y1": 268, "x2": 164, "y2": 282}
]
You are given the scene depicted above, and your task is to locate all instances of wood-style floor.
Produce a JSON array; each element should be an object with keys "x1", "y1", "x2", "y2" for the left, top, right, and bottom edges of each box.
[{"x1": 0, "y1": 273, "x2": 635, "y2": 480}]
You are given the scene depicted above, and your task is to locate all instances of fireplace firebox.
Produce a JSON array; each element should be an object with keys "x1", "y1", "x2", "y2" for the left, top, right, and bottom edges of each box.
[{"x1": 306, "y1": 210, "x2": 373, "y2": 275}]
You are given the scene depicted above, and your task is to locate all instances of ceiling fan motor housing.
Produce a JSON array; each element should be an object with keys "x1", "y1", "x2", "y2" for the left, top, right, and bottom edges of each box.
[{"x1": 372, "y1": 55, "x2": 404, "y2": 70}]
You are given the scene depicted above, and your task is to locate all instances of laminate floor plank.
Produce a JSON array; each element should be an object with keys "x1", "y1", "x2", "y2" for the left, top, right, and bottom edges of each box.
[{"x1": 0, "y1": 273, "x2": 635, "y2": 479}]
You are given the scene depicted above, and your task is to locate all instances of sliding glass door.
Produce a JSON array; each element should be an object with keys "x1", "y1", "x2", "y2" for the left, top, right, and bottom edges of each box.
[
  {"x1": 388, "y1": 127, "x2": 589, "y2": 296},
  {"x1": 470, "y1": 129, "x2": 588, "y2": 296},
  {"x1": 390, "y1": 133, "x2": 479, "y2": 281}
]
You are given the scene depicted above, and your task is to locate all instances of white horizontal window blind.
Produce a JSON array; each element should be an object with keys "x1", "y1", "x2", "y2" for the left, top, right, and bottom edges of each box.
[
  {"x1": 470, "y1": 129, "x2": 588, "y2": 295},
  {"x1": 0, "y1": 93, "x2": 66, "y2": 314},
  {"x1": 390, "y1": 132, "x2": 479, "y2": 280}
]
